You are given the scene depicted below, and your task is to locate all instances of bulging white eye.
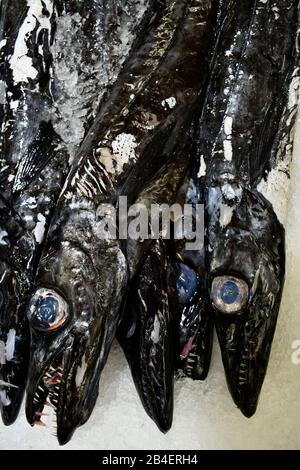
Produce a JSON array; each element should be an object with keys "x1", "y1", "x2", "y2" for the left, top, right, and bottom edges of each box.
[
  {"x1": 211, "y1": 275, "x2": 249, "y2": 315},
  {"x1": 28, "y1": 288, "x2": 69, "y2": 332}
]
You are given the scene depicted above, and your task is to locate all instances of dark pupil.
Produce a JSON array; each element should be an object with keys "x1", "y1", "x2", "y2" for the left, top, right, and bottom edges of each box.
[
  {"x1": 176, "y1": 263, "x2": 199, "y2": 303},
  {"x1": 220, "y1": 281, "x2": 239, "y2": 305},
  {"x1": 38, "y1": 297, "x2": 58, "y2": 323}
]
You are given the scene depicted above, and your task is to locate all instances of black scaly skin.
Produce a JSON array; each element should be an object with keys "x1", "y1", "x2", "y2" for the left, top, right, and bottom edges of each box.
[
  {"x1": 198, "y1": 0, "x2": 299, "y2": 417},
  {"x1": 25, "y1": 0, "x2": 215, "y2": 444},
  {"x1": 0, "y1": 0, "x2": 148, "y2": 425}
]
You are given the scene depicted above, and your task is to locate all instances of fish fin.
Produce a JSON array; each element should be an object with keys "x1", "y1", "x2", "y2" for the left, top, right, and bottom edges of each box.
[{"x1": 13, "y1": 121, "x2": 59, "y2": 193}]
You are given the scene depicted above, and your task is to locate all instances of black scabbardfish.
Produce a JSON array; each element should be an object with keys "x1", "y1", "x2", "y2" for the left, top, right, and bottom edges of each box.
[
  {"x1": 120, "y1": 239, "x2": 173, "y2": 432},
  {"x1": 118, "y1": 0, "x2": 216, "y2": 430},
  {"x1": 0, "y1": 0, "x2": 148, "y2": 424},
  {"x1": 198, "y1": 0, "x2": 299, "y2": 417},
  {"x1": 170, "y1": 0, "x2": 229, "y2": 381},
  {"x1": 118, "y1": 134, "x2": 212, "y2": 433},
  {"x1": 25, "y1": 0, "x2": 215, "y2": 444},
  {"x1": 0, "y1": 0, "x2": 61, "y2": 425}
]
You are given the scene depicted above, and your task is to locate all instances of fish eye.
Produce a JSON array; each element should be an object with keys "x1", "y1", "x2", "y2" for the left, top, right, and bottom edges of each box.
[
  {"x1": 176, "y1": 262, "x2": 200, "y2": 303},
  {"x1": 28, "y1": 288, "x2": 69, "y2": 332},
  {"x1": 211, "y1": 275, "x2": 249, "y2": 315}
]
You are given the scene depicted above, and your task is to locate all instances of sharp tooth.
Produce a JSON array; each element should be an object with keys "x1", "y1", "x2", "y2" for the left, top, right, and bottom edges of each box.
[
  {"x1": 45, "y1": 378, "x2": 61, "y2": 385},
  {"x1": 0, "y1": 380, "x2": 19, "y2": 389},
  {"x1": 44, "y1": 400, "x2": 54, "y2": 408},
  {"x1": 35, "y1": 412, "x2": 48, "y2": 417},
  {"x1": 34, "y1": 420, "x2": 46, "y2": 427}
]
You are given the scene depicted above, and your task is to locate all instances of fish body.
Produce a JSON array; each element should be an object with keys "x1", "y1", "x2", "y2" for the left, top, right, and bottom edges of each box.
[
  {"x1": 198, "y1": 0, "x2": 299, "y2": 417},
  {"x1": 118, "y1": 122, "x2": 200, "y2": 430},
  {"x1": 25, "y1": 0, "x2": 215, "y2": 443},
  {"x1": 120, "y1": 239, "x2": 174, "y2": 432},
  {"x1": 167, "y1": 170, "x2": 213, "y2": 380},
  {"x1": 0, "y1": 0, "x2": 148, "y2": 424},
  {"x1": 0, "y1": 0, "x2": 60, "y2": 424},
  {"x1": 118, "y1": 0, "x2": 216, "y2": 429}
]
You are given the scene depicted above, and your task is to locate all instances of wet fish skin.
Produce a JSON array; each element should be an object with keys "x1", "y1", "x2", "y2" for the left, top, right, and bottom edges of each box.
[
  {"x1": 26, "y1": 0, "x2": 207, "y2": 444},
  {"x1": 0, "y1": 0, "x2": 148, "y2": 425},
  {"x1": 117, "y1": 0, "x2": 217, "y2": 429},
  {"x1": 169, "y1": 0, "x2": 233, "y2": 381},
  {"x1": 0, "y1": 0, "x2": 59, "y2": 424},
  {"x1": 166, "y1": 171, "x2": 213, "y2": 381},
  {"x1": 121, "y1": 0, "x2": 223, "y2": 384},
  {"x1": 198, "y1": 0, "x2": 299, "y2": 417},
  {"x1": 119, "y1": 239, "x2": 174, "y2": 432},
  {"x1": 68, "y1": 0, "x2": 189, "y2": 198},
  {"x1": 118, "y1": 119, "x2": 199, "y2": 431}
]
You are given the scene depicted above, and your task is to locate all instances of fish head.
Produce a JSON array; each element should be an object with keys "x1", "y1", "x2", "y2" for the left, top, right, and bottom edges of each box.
[
  {"x1": 119, "y1": 239, "x2": 174, "y2": 432},
  {"x1": 207, "y1": 185, "x2": 285, "y2": 416},
  {"x1": 169, "y1": 251, "x2": 211, "y2": 379},
  {"x1": 25, "y1": 208, "x2": 128, "y2": 444}
]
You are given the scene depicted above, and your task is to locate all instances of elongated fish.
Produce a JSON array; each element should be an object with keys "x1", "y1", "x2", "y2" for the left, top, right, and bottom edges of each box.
[
  {"x1": 118, "y1": 121, "x2": 199, "y2": 431},
  {"x1": 25, "y1": 0, "x2": 215, "y2": 444},
  {"x1": 119, "y1": 4, "x2": 226, "y2": 410},
  {"x1": 0, "y1": 0, "x2": 63, "y2": 425},
  {"x1": 170, "y1": 0, "x2": 227, "y2": 380},
  {"x1": 0, "y1": 0, "x2": 149, "y2": 424},
  {"x1": 167, "y1": 168, "x2": 212, "y2": 380},
  {"x1": 117, "y1": 130, "x2": 212, "y2": 434},
  {"x1": 198, "y1": 0, "x2": 299, "y2": 417},
  {"x1": 120, "y1": 239, "x2": 174, "y2": 432}
]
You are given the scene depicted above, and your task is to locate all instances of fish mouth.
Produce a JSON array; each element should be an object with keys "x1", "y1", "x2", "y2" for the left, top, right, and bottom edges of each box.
[
  {"x1": 26, "y1": 351, "x2": 65, "y2": 429},
  {"x1": 213, "y1": 256, "x2": 284, "y2": 418},
  {"x1": 26, "y1": 345, "x2": 81, "y2": 445},
  {"x1": 180, "y1": 330, "x2": 213, "y2": 381},
  {"x1": 26, "y1": 332, "x2": 103, "y2": 445},
  {"x1": 207, "y1": 187, "x2": 285, "y2": 416},
  {"x1": 215, "y1": 287, "x2": 283, "y2": 418}
]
